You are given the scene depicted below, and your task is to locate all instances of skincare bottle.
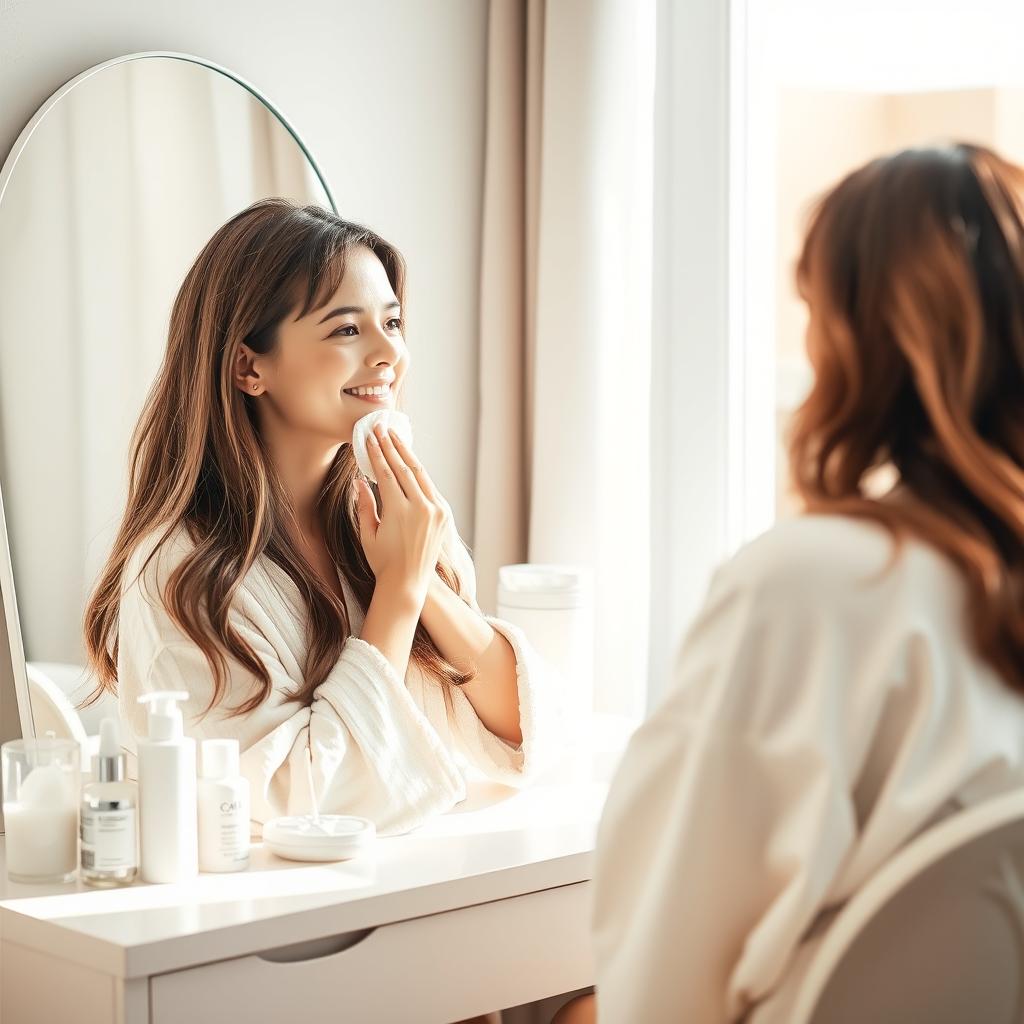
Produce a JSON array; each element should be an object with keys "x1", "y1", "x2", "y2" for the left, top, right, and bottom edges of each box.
[
  {"x1": 198, "y1": 738, "x2": 250, "y2": 872},
  {"x1": 80, "y1": 717, "x2": 138, "y2": 887},
  {"x1": 137, "y1": 690, "x2": 198, "y2": 883}
]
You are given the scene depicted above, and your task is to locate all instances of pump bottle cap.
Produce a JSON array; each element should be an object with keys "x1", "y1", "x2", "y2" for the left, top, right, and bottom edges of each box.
[{"x1": 137, "y1": 690, "x2": 190, "y2": 741}]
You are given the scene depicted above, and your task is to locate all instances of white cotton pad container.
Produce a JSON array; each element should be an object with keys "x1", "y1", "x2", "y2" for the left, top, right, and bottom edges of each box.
[
  {"x1": 351, "y1": 410, "x2": 413, "y2": 483},
  {"x1": 262, "y1": 814, "x2": 376, "y2": 862}
]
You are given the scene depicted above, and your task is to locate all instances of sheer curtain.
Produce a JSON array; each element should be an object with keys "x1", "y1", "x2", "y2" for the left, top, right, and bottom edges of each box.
[{"x1": 474, "y1": 0, "x2": 655, "y2": 718}]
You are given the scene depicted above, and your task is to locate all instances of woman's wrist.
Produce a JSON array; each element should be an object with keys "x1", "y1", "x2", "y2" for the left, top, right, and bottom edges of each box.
[
  {"x1": 373, "y1": 571, "x2": 428, "y2": 614},
  {"x1": 360, "y1": 576, "x2": 424, "y2": 680}
]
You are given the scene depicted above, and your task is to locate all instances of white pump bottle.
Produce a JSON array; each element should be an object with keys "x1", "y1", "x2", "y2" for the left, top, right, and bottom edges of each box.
[{"x1": 137, "y1": 690, "x2": 198, "y2": 883}]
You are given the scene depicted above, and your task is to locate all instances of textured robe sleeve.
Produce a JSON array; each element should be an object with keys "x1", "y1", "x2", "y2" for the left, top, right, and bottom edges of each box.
[{"x1": 116, "y1": 539, "x2": 465, "y2": 838}]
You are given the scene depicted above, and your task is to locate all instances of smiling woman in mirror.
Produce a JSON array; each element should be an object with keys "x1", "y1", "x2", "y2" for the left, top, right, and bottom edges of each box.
[{"x1": 82, "y1": 199, "x2": 553, "y2": 835}]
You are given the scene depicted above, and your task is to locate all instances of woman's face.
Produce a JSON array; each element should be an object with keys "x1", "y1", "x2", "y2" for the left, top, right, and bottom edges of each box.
[{"x1": 239, "y1": 245, "x2": 408, "y2": 443}]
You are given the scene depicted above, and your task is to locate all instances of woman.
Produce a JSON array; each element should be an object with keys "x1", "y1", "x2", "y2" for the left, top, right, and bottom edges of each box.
[
  {"x1": 83, "y1": 198, "x2": 552, "y2": 837},
  {"x1": 592, "y1": 143, "x2": 1024, "y2": 1021}
]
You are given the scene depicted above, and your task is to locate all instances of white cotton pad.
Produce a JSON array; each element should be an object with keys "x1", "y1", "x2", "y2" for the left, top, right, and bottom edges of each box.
[{"x1": 351, "y1": 410, "x2": 413, "y2": 483}]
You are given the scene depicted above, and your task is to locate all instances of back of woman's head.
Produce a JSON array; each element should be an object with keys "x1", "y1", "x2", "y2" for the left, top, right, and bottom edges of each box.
[
  {"x1": 84, "y1": 198, "x2": 467, "y2": 714},
  {"x1": 790, "y1": 142, "x2": 1024, "y2": 691}
]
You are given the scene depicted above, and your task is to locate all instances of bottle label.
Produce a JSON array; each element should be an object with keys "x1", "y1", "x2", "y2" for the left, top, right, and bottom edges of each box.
[
  {"x1": 81, "y1": 808, "x2": 138, "y2": 871},
  {"x1": 218, "y1": 815, "x2": 250, "y2": 861},
  {"x1": 198, "y1": 790, "x2": 251, "y2": 869}
]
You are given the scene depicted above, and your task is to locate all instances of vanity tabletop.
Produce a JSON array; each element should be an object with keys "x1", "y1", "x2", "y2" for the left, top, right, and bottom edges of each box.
[{"x1": 0, "y1": 715, "x2": 635, "y2": 981}]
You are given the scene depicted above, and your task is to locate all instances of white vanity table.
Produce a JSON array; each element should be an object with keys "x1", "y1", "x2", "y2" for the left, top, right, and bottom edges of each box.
[{"x1": 0, "y1": 717, "x2": 633, "y2": 1024}]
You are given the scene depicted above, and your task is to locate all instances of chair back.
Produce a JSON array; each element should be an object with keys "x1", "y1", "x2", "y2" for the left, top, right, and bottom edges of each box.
[{"x1": 791, "y1": 789, "x2": 1024, "y2": 1024}]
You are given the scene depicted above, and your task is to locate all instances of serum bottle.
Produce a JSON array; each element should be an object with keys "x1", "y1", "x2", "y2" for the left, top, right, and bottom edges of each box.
[
  {"x1": 80, "y1": 717, "x2": 138, "y2": 887},
  {"x1": 198, "y1": 738, "x2": 250, "y2": 872}
]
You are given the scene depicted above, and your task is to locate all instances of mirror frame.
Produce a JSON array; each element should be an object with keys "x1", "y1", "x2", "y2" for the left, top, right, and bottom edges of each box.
[{"x1": 0, "y1": 50, "x2": 339, "y2": 746}]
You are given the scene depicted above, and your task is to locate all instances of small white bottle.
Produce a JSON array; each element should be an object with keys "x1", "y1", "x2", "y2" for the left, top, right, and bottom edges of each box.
[
  {"x1": 198, "y1": 739, "x2": 250, "y2": 872},
  {"x1": 80, "y1": 717, "x2": 138, "y2": 887},
  {"x1": 137, "y1": 691, "x2": 198, "y2": 883}
]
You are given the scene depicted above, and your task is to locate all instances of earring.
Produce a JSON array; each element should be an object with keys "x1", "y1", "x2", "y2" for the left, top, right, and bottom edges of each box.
[{"x1": 251, "y1": 384, "x2": 259, "y2": 392}]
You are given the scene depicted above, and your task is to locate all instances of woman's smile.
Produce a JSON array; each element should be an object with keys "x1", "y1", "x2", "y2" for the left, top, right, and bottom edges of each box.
[{"x1": 343, "y1": 382, "x2": 393, "y2": 405}]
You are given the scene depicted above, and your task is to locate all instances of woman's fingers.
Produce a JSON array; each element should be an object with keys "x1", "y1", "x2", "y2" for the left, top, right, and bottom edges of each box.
[
  {"x1": 386, "y1": 430, "x2": 441, "y2": 503},
  {"x1": 375, "y1": 424, "x2": 427, "y2": 503},
  {"x1": 354, "y1": 478, "x2": 380, "y2": 544},
  {"x1": 366, "y1": 428, "x2": 406, "y2": 506}
]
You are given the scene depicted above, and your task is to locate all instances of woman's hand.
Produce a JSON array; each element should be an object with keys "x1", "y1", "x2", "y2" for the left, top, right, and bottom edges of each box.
[{"x1": 355, "y1": 423, "x2": 451, "y2": 605}]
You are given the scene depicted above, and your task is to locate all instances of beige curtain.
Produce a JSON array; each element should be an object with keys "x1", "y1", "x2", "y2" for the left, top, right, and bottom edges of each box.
[
  {"x1": 473, "y1": 0, "x2": 532, "y2": 611},
  {"x1": 474, "y1": 0, "x2": 655, "y2": 718}
]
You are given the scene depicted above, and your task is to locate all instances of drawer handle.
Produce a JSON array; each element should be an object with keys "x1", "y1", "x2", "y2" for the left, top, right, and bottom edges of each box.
[{"x1": 256, "y1": 928, "x2": 376, "y2": 963}]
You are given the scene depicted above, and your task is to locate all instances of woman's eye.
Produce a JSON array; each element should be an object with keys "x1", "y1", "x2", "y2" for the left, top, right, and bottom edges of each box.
[{"x1": 331, "y1": 319, "x2": 401, "y2": 337}]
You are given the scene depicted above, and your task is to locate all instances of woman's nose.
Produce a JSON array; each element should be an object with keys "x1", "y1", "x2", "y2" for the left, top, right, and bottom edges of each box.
[{"x1": 366, "y1": 328, "x2": 403, "y2": 366}]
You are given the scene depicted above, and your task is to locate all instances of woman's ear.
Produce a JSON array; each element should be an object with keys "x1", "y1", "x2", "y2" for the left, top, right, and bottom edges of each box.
[{"x1": 233, "y1": 343, "x2": 264, "y2": 396}]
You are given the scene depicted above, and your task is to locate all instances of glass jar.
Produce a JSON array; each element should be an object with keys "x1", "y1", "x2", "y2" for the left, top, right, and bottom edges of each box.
[{"x1": 2, "y1": 737, "x2": 80, "y2": 883}]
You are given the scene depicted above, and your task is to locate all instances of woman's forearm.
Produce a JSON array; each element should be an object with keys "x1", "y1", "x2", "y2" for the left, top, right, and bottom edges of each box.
[
  {"x1": 359, "y1": 578, "x2": 424, "y2": 680},
  {"x1": 420, "y1": 577, "x2": 523, "y2": 746}
]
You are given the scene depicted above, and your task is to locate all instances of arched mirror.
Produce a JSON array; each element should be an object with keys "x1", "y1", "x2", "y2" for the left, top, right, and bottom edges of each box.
[{"x1": 0, "y1": 51, "x2": 335, "y2": 752}]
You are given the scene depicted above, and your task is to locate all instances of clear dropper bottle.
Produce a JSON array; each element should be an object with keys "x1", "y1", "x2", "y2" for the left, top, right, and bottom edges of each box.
[{"x1": 80, "y1": 717, "x2": 139, "y2": 887}]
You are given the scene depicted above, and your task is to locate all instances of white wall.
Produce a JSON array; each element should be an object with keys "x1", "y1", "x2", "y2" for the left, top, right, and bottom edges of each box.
[{"x1": 0, "y1": 0, "x2": 487, "y2": 541}]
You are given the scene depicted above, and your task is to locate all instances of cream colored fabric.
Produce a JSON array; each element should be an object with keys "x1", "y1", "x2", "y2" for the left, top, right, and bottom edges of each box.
[
  {"x1": 592, "y1": 514, "x2": 1024, "y2": 1022},
  {"x1": 116, "y1": 517, "x2": 555, "y2": 837}
]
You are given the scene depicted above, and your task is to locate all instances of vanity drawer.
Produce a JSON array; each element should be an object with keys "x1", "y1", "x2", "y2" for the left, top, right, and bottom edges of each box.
[{"x1": 150, "y1": 880, "x2": 593, "y2": 1024}]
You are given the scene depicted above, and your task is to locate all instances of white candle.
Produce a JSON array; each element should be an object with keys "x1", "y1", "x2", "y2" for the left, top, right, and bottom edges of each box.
[{"x1": 5, "y1": 764, "x2": 78, "y2": 881}]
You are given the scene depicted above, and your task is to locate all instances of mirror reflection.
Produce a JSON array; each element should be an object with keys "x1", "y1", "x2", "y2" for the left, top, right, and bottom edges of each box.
[
  {"x1": 0, "y1": 54, "x2": 550, "y2": 846},
  {"x1": 0, "y1": 56, "x2": 331, "y2": 738}
]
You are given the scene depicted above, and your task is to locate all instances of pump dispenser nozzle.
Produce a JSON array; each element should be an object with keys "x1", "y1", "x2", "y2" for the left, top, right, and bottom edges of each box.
[{"x1": 137, "y1": 690, "x2": 189, "y2": 741}]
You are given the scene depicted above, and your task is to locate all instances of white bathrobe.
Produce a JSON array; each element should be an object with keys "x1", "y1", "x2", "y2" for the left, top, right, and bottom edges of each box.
[
  {"x1": 592, "y1": 514, "x2": 1024, "y2": 1023},
  {"x1": 116, "y1": 516, "x2": 555, "y2": 837}
]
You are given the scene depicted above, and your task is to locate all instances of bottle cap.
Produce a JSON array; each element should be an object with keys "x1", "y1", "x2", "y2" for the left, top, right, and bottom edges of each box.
[
  {"x1": 93, "y1": 716, "x2": 126, "y2": 783},
  {"x1": 497, "y1": 564, "x2": 594, "y2": 610},
  {"x1": 137, "y1": 690, "x2": 189, "y2": 741},
  {"x1": 201, "y1": 738, "x2": 240, "y2": 780}
]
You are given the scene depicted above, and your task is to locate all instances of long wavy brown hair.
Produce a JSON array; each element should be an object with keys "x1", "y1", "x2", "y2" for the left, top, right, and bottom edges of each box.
[
  {"x1": 789, "y1": 142, "x2": 1024, "y2": 692},
  {"x1": 83, "y1": 198, "x2": 469, "y2": 717}
]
